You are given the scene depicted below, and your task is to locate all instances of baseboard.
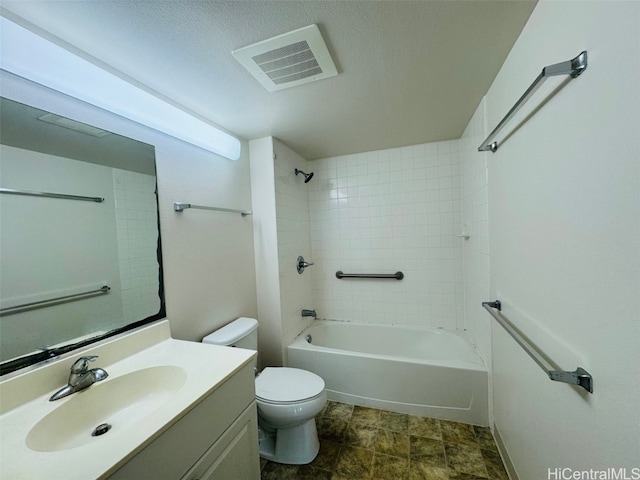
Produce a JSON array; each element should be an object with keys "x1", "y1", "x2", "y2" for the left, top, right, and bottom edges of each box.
[{"x1": 493, "y1": 423, "x2": 519, "y2": 480}]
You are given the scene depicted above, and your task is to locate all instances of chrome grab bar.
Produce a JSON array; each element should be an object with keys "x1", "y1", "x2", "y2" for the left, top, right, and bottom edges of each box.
[
  {"x1": 482, "y1": 300, "x2": 593, "y2": 393},
  {"x1": 173, "y1": 202, "x2": 252, "y2": 217},
  {"x1": 478, "y1": 51, "x2": 587, "y2": 153},
  {"x1": 0, "y1": 286, "x2": 111, "y2": 316},
  {"x1": 336, "y1": 271, "x2": 404, "y2": 280},
  {"x1": 0, "y1": 187, "x2": 104, "y2": 203}
]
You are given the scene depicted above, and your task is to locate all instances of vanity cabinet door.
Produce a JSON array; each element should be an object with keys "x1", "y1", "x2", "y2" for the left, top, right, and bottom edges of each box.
[
  {"x1": 182, "y1": 402, "x2": 259, "y2": 480},
  {"x1": 108, "y1": 363, "x2": 256, "y2": 480}
]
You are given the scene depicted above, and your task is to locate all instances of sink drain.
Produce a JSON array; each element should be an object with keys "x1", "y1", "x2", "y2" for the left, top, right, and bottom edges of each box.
[{"x1": 91, "y1": 423, "x2": 112, "y2": 437}]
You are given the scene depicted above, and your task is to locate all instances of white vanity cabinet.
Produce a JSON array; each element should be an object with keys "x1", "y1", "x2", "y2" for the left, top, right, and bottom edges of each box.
[{"x1": 108, "y1": 362, "x2": 260, "y2": 480}]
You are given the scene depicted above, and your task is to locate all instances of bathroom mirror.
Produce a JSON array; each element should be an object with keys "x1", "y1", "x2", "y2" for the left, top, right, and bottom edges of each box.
[{"x1": 0, "y1": 97, "x2": 165, "y2": 374}]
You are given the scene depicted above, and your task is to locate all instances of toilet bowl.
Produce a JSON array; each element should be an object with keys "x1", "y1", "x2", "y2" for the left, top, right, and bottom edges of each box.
[
  {"x1": 202, "y1": 318, "x2": 327, "y2": 465},
  {"x1": 256, "y1": 367, "x2": 326, "y2": 464}
]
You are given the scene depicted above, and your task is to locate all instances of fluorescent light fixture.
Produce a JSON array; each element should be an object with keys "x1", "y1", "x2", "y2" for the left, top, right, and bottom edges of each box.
[{"x1": 0, "y1": 16, "x2": 241, "y2": 160}]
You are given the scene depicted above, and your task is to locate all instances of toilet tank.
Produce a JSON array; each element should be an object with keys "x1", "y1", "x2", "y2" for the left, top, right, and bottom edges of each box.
[{"x1": 202, "y1": 317, "x2": 258, "y2": 350}]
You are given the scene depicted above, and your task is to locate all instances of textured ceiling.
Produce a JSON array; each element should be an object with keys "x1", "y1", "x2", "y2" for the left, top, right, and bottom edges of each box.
[{"x1": 1, "y1": 1, "x2": 536, "y2": 159}]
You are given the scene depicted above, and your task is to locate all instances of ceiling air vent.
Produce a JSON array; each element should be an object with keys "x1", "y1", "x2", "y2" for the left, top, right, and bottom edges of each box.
[{"x1": 232, "y1": 24, "x2": 337, "y2": 92}]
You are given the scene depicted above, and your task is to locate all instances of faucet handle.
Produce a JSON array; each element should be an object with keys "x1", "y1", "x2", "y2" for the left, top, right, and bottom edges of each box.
[
  {"x1": 297, "y1": 255, "x2": 315, "y2": 274},
  {"x1": 71, "y1": 356, "x2": 98, "y2": 373}
]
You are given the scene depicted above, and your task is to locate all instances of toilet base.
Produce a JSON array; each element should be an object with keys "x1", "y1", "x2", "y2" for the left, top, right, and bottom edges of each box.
[{"x1": 258, "y1": 418, "x2": 320, "y2": 465}]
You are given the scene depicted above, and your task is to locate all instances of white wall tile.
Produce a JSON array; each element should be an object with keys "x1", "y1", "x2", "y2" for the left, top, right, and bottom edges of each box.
[{"x1": 310, "y1": 140, "x2": 463, "y2": 329}]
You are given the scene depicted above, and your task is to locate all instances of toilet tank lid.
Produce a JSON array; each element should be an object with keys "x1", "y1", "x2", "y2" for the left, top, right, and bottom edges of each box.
[{"x1": 202, "y1": 317, "x2": 258, "y2": 346}]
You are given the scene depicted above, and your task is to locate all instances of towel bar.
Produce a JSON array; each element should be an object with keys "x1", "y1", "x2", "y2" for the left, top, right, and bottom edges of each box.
[
  {"x1": 478, "y1": 51, "x2": 587, "y2": 153},
  {"x1": 482, "y1": 300, "x2": 593, "y2": 393},
  {"x1": 174, "y1": 202, "x2": 252, "y2": 216}
]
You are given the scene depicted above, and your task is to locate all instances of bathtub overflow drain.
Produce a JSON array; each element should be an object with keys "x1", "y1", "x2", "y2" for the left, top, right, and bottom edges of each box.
[
  {"x1": 306, "y1": 334, "x2": 312, "y2": 343},
  {"x1": 91, "y1": 423, "x2": 112, "y2": 437}
]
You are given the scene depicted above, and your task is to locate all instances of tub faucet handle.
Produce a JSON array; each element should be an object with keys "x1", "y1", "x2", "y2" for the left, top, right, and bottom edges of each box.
[{"x1": 297, "y1": 255, "x2": 314, "y2": 274}]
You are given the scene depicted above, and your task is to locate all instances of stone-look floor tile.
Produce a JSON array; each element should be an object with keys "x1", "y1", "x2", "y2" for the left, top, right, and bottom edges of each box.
[
  {"x1": 379, "y1": 410, "x2": 409, "y2": 432},
  {"x1": 372, "y1": 453, "x2": 409, "y2": 480},
  {"x1": 344, "y1": 422, "x2": 379, "y2": 449},
  {"x1": 260, "y1": 457, "x2": 268, "y2": 470},
  {"x1": 260, "y1": 403, "x2": 510, "y2": 480},
  {"x1": 409, "y1": 462, "x2": 450, "y2": 480},
  {"x1": 447, "y1": 470, "x2": 487, "y2": 480},
  {"x1": 409, "y1": 415, "x2": 442, "y2": 440},
  {"x1": 409, "y1": 436, "x2": 447, "y2": 468},
  {"x1": 309, "y1": 438, "x2": 342, "y2": 471},
  {"x1": 296, "y1": 464, "x2": 333, "y2": 480},
  {"x1": 481, "y1": 448, "x2": 509, "y2": 480},
  {"x1": 375, "y1": 429, "x2": 410, "y2": 458},
  {"x1": 473, "y1": 426, "x2": 498, "y2": 452},
  {"x1": 316, "y1": 415, "x2": 348, "y2": 442},
  {"x1": 443, "y1": 442, "x2": 488, "y2": 478},
  {"x1": 323, "y1": 401, "x2": 354, "y2": 421},
  {"x1": 440, "y1": 420, "x2": 478, "y2": 447},
  {"x1": 335, "y1": 446, "x2": 374, "y2": 479},
  {"x1": 260, "y1": 461, "x2": 299, "y2": 480},
  {"x1": 351, "y1": 406, "x2": 381, "y2": 426}
]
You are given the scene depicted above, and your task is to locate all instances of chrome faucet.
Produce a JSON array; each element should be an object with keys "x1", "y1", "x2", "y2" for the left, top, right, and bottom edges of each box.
[
  {"x1": 301, "y1": 309, "x2": 317, "y2": 318},
  {"x1": 49, "y1": 355, "x2": 108, "y2": 401},
  {"x1": 297, "y1": 255, "x2": 314, "y2": 274}
]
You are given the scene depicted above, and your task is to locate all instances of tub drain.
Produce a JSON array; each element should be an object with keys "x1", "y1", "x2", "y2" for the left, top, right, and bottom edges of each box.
[
  {"x1": 91, "y1": 423, "x2": 112, "y2": 437},
  {"x1": 305, "y1": 334, "x2": 312, "y2": 343}
]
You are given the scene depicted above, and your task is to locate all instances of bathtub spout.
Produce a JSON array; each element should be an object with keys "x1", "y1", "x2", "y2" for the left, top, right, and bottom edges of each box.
[{"x1": 301, "y1": 309, "x2": 317, "y2": 318}]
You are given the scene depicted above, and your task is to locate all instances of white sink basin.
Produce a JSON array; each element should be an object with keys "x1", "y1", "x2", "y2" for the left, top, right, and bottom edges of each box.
[
  {"x1": 26, "y1": 365, "x2": 187, "y2": 452},
  {"x1": 0, "y1": 321, "x2": 256, "y2": 479}
]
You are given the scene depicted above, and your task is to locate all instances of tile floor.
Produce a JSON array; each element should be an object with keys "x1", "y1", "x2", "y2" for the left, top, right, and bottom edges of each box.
[{"x1": 260, "y1": 401, "x2": 510, "y2": 480}]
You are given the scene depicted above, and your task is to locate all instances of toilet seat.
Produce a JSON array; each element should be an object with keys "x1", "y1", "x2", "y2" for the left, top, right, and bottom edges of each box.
[{"x1": 256, "y1": 367, "x2": 325, "y2": 404}]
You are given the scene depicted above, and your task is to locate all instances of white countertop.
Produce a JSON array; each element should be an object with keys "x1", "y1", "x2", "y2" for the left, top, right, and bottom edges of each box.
[{"x1": 0, "y1": 320, "x2": 256, "y2": 479}]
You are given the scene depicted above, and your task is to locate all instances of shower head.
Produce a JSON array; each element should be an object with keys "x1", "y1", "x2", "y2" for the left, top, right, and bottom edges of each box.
[{"x1": 295, "y1": 168, "x2": 314, "y2": 183}]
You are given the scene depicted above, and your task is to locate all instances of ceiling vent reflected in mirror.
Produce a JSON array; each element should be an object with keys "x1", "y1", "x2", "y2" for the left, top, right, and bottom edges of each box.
[
  {"x1": 232, "y1": 24, "x2": 338, "y2": 92},
  {"x1": 38, "y1": 113, "x2": 111, "y2": 138}
]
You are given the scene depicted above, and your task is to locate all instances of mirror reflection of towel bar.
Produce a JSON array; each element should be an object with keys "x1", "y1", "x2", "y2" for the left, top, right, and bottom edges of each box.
[
  {"x1": 0, "y1": 187, "x2": 104, "y2": 203},
  {"x1": 0, "y1": 286, "x2": 111, "y2": 316}
]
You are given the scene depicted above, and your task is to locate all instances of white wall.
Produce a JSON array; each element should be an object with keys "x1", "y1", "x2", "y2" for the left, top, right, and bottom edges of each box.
[
  {"x1": 249, "y1": 137, "x2": 315, "y2": 367},
  {"x1": 482, "y1": 1, "x2": 640, "y2": 475},
  {"x1": 249, "y1": 136, "x2": 282, "y2": 368},
  {"x1": 309, "y1": 141, "x2": 464, "y2": 329},
  {"x1": 1, "y1": 71, "x2": 258, "y2": 348}
]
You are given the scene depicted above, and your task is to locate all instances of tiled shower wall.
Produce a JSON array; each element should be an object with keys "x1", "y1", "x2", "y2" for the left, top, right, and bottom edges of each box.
[
  {"x1": 113, "y1": 168, "x2": 161, "y2": 324},
  {"x1": 272, "y1": 139, "x2": 315, "y2": 356},
  {"x1": 308, "y1": 140, "x2": 464, "y2": 329},
  {"x1": 460, "y1": 99, "x2": 491, "y2": 366}
]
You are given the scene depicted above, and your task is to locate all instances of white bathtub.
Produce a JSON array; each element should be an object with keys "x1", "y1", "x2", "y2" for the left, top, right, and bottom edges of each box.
[{"x1": 287, "y1": 320, "x2": 488, "y2": 425}]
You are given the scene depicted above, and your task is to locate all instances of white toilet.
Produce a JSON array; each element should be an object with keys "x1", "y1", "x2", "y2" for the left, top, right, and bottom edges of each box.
[{"x1": 202, "y1": 317, "x2": 327, "y2": 465}]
